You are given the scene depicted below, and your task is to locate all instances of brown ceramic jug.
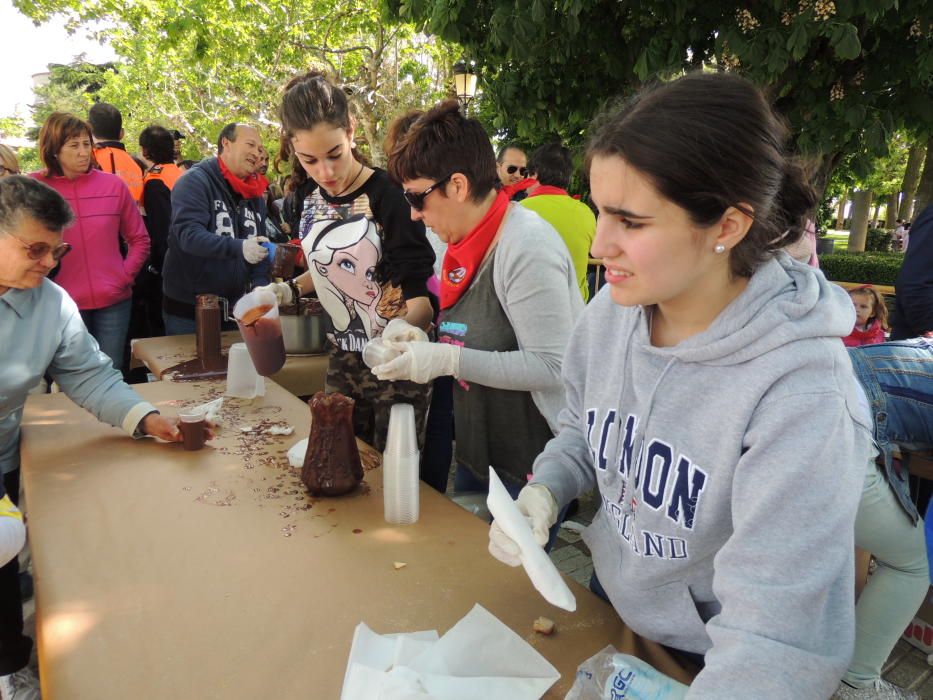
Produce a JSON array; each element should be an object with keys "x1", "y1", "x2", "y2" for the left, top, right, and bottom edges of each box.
[{"x1": 301, "y1": 392, "x2": 364, "y2": 496}]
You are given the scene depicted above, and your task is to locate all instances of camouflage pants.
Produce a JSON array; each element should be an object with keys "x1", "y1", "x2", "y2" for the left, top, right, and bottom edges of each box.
[{"x1": 325, "y1": 347, "x2": 432, "y2": 453}]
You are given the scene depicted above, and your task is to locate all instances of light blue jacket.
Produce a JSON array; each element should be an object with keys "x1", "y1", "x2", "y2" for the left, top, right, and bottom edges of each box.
[{"x1": 0, "y1": 279, "x2": 156, "y2": 476}]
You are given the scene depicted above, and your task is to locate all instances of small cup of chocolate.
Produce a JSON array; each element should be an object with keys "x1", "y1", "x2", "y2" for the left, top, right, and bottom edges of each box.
[{"x1": 178, "y1": 409, "x2": 208, "y2": 451}]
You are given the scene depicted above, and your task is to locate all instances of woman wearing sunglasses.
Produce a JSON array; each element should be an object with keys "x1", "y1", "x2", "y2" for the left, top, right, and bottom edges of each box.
[
  {"x1": 0, "y1": 176, "x2": 186, "y2": 698},
  {"x1": 30, "y1": 112, "x2": 149, "y2": 374},
  {"x1": 374, "y1": 100, "x2": 583, "y2": 530},
  {"x1": 256, "y1": 72, "x2": 435, "y2": 452}
]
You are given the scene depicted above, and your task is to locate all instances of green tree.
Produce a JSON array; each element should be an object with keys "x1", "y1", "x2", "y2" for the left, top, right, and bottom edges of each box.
[
  {"x1": 14, "y1": 0, "x2": 457, "y2": 166},
  {"x1": 389, "y1": 0, "x2": 932, "y2": 200}
]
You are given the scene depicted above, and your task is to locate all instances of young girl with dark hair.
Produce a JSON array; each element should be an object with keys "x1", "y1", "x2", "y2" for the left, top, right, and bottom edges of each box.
[
  {"x1": 257, "y1": 72, "x2": 435, "y2": 451},
  {"x1": 488, "y1": 72, "x2": 881, "y2": 697}
]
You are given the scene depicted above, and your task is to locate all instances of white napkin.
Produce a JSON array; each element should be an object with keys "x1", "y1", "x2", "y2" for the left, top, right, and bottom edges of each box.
[
  {"x1": 486, "y1": 467, "x2": 576, "y2": 612},
  {"x1": 189, "y1": 397, "x2": 223, "y2": 426},
  {"x1": 286, "y1": 438, "x2": 308, "y2": 468},
  {"x1": 340, "y1": 605, "x2": 559, "y2": 700}
]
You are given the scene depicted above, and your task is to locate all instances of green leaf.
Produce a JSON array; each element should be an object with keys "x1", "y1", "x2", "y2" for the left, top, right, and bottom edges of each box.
[
  {"x1": 633, "y1": 50, "x2": 649, "y2": 81},
  {"x1": 531, "y1": 0, "x2": 545, "y2": 24},
  {"x1": 832, "y1": 23, "x2": 861, "y2": 60},
  {"x1": 786, "y1": 23, "x2": 808, "y2": 61},
  {"x1": 845, "y1": 105, "x2": 866, "y2": 128}
]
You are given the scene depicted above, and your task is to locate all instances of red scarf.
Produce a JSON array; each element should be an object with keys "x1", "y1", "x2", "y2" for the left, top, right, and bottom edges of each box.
[
  {"x1": 218, "y1": 157, "x2": 269, "y2": 199},
  {"x1": 441, "y1": 191, "x2": 509, "y2": 310},
  {"x1": 526, "y1": 185, "x2": 569, "y2": 198},
  {"x1": 501, "y1": 178, "x2": 537, "y2": 199}
]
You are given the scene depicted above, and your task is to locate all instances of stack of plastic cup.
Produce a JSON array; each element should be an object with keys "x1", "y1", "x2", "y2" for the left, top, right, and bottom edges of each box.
[
  {"x1": 361, "y1": 337, "x2": 401, "y2": 369},
  {"x1": 225, "y1": 342, "x2": 265, "y2": 399},
  {"x1": 383, "y1": 403, "x2": 419, "y2": 525}
]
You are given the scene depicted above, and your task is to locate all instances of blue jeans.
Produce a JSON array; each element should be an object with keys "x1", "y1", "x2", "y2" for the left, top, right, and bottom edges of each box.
[
  {"x1": 162, "y1": 312, "x2": 197, "y2": 336},
  {"x1": 848, "y1": 338, "x2": 933, "y2": 521},
  {"x1": 454, "y1": 465, "x2": 568, "y2": 553},
  {"x1": 80, "y1": 298, "x2": 132, "y2": 372}
]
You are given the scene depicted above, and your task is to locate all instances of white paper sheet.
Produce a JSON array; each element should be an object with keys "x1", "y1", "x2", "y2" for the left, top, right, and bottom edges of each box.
[
  {"x1": 486, "y1": 468, "x2": 576, "y2": 612},
  {"x1": 340, "y1": 605, "x2": 560, "y2": 700}
]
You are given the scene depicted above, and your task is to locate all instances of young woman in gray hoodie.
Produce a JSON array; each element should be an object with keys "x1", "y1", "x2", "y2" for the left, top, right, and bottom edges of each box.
[{"x1": 489, "y1": 72, "x2": 877, "y2": 698}]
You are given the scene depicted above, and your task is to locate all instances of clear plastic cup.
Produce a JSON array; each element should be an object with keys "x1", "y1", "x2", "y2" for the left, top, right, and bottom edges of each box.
[
  {"x1": 383, "y1": 404, "x2": 419, "y2": 525},
  {"x1": 361, "y1": 337, "x2": 402, "y2": 369},
  {"x1": 384, "y1": 404, "x2": 417, "y2": 458},
  {"x1": 225, "y1": 342, "x2": 265, "y2": 399}
]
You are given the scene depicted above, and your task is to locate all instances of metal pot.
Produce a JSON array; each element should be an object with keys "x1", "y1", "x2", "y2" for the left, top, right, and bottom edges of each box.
[{"x1": 279, "y1": 309, "x2": 327, "y2": 355}]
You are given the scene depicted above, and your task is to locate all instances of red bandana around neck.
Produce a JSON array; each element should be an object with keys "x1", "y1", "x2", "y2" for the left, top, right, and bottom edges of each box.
[
  {"x1": 527, "y1": 185, "x2": 569, "y2": 198},
  {"x1": 501, "y1": 178, "x2": 537, "y2": 200},
  {"x1": 218, "y1": 157, "x2": 269, "y2": 199},
  {"x1": 441, "y1": 191, "x2": 510, "y2": 310}
]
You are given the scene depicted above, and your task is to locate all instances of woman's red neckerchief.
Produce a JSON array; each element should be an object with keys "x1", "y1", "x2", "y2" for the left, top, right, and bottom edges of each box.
[{"x1": 441, "y1": 191, "x2": 509, "y2": 310}]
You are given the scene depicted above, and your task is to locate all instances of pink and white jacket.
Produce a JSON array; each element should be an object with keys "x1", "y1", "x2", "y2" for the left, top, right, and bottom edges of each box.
[{"x1": 30, "y1": 169, "x2": 149, "y2": 310}]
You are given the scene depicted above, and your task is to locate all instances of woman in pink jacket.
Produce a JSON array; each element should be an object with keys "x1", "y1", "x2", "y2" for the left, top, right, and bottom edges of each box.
[{"x1": 31, "y1": 112, "x2": 149, "y2": 371}]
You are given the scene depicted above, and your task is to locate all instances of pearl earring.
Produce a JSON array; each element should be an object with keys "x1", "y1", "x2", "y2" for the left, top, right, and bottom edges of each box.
[
  {"x1": 350, "y1": 140, "x2": 357, "y2": 149},
  {"x1": 714, "y1": 244, "x2": 726, "y2": 254}
]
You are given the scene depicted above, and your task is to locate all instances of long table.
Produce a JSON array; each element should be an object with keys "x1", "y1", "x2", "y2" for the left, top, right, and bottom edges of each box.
[
  {"x1": 20, "y1": 380, "x2": 686, "y2": 699},
  {"x1": 131, "y1": 332, "x2": 329, "y2": 397}
]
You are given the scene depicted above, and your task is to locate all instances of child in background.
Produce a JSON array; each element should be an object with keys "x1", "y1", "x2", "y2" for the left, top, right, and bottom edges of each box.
[{"x1": 844, "y1": 286, "x2": 889, "y2": 347}]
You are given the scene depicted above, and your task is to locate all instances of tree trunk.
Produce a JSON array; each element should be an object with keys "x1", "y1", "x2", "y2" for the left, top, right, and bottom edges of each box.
[
  {"x1": 848, "y1": 190, "x2": 873, "y2": 252},
  {"x1": 898, "y1": 142, "x2": 927, "y2": 220},
  {"x1": 914, "y1": 138, "x2": 933, "y2": 217},
  {"x1": 835, "y1": 190, "x2": 848, "y2": 231},
  {"x1": 871, "y1": 201, "x2": 881, "y2": 224},
  {"x1": 885, "y1": 194, "x2": 898, "y2": 229}
]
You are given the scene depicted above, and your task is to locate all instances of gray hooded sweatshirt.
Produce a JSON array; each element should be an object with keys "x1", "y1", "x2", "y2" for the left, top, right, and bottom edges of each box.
[{"x1": 531, "y1": 254, "x2": 873, "y2": 699}]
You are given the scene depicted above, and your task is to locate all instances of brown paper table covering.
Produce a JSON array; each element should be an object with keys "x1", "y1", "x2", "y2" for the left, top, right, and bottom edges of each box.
[
  {"x1": 21, "y1": 380, "x2": 695, "y2": 699},
  {"x1": 131, "y1": 332, "x2": 329, "y2": 397}
]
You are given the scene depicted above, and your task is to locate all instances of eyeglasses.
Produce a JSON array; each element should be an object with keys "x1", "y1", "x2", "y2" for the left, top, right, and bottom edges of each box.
[
  {"x1": 506, "y1": 165, "x2": 528, "y2": 177},
  {"x1": 404, "y1": 173, "x2": 453, "y2": 211},
  {"x1": 5, "y1": 231, "x2": 72, "y2": 262}
]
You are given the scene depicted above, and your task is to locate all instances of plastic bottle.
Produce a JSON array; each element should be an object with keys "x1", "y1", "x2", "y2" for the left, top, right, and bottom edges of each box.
[{"x1": 603, "y1": 654, "x2": 688, "y2": 700}]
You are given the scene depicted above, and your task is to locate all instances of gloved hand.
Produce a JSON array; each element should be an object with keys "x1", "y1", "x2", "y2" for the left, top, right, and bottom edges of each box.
[
  {"x1": 488, "y1": 484, "x2": 559, "y2": 567},
  {"x1": 254, "y1": 281, "x2": 293, "y2": 305},
  {"x1": 0, "y1": 495, "x2": 25, "y2": 568},
  {"x1": 242, "y1": 236, "x2": 270, "y2": 264},
  {"x1": 372, "y1": 341, "x2": 460, "y2": 384},
  {"x1": 382, "y1": 318, "x2": 429, "y2": 349}
]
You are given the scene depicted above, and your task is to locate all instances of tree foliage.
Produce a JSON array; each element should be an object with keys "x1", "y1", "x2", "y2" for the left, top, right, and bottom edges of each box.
[
  {"x1": 388, "y1": 0, "x2": 932, "y2": 197},
  {"x1": 13, "y1": 0, "x2": 458, "y2": 166}
]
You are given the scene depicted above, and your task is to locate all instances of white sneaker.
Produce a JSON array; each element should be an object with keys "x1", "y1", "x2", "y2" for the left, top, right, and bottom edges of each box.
[
  {"x1": 0, "y1": 667, "x2": 40, "y2": 700},
  {"x1": 832, "y1": 679, "x2": 919, "y2": 700}
]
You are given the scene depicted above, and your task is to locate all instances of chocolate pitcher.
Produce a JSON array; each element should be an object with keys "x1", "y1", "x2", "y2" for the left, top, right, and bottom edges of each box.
[
  {"x1": 301, "y1": 392, "x2": 363, "y2": 496},
  {"x1": 195, "y1": 294, "x2": 224, "y2": 371}
]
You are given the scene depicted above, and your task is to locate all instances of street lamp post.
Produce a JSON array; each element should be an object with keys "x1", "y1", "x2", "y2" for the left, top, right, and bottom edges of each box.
[{"x1": 452, "y1": 59, "x2": 477, "y2": 115}]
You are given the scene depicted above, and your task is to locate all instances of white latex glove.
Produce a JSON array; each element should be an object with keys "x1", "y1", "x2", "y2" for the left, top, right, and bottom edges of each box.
[
  {"x1": 381, "y1": 318, "x2": 429, "y2": 349},
  {"x1": 0, "y1": 496, "x2": 25, "y2": 568},
  {"x1": 254, "y1": 281, "x2": 293, "y2": 305},
  {"x1": 242, "y1": 236, "x2": 270, "y2": 264},
  {"x1": 372, "y1": 341, "x2": 460, "y2": 384},
  {"x1": 488, "y1": 484, "x2": 558, "y2": 567}
]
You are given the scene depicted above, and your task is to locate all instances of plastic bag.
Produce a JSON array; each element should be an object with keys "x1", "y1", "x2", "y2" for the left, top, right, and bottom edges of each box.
[{"x1": 564, "y1": 646, "x2": 688, "y2": 700}]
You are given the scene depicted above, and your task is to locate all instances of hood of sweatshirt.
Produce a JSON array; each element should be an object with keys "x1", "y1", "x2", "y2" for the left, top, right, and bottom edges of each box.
[{"x1": 626, "y1": 252, "x2": 855, "y2": 366}]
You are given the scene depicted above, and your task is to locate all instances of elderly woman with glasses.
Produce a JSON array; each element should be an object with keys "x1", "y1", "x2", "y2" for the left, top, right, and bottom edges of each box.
[
  {"x1": 30, "y1": 112, "x2": 149, "y2": 373},
  {"x1": 0, "y1": 176, "x2": 190, "y2": 697},
  {"x1": 373, "y1": 100, "x2": 583, "y2": 542}
]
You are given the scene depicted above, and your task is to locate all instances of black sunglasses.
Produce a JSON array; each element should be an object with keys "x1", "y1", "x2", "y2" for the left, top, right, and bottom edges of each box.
[
  {"x1": 6, "y1": 231, "x2": 72, "y2": 262},
  {"x1": 506, "y1": 165, "x2": 528, "y2": 177},
  {"x1": 404, "y1": 173, "x2": 453, "y2": 211}
]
